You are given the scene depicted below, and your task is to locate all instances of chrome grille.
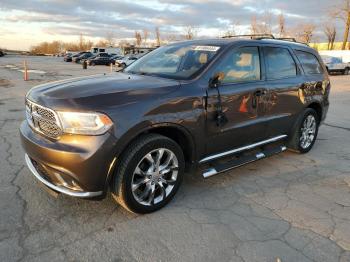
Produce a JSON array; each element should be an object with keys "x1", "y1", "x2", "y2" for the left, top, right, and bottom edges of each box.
[
  {"x1": 25, "y1": 99, "x2": 62, "y2": 138},
  {"x1": 34, "y1": 106, "x2": 56, "y2": 120}
]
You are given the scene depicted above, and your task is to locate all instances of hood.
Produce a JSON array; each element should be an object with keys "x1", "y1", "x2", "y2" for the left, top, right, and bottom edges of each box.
[{"x1": 27, "y1": 72, "x2": 180, "y2": 111}]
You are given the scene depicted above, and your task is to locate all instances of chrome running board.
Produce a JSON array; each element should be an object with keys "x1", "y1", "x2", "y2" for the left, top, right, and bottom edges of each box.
[
  {"x1": 202, "y1": 145, "x2": 287, "y2": 178},
  {"x1": 199, "y1": 135, "x2": 287, "y2": 164}
]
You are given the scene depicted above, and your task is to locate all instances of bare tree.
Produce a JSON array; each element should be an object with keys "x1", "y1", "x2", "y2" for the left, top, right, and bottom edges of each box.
[
  {"x1": 324, "y1": 23, "x2": 337, "y2": 50},
  {"x1": 294, "y1": 23, "x2": 316, "y2": 43},
  {"x1": 155, "y1": 27, "x2": 161, "y2": 46},
  {"x1": 184, "y1": 26, "x2": 196, "y2": 40},
  {"x1": 250, "y1": 15, "x2": 258, "y2": 35},
  {"x1": 278, "y1": 13, "x2": 286, "y2": 38},
  {"x1": 166, "y1": 33, "x2": 177, "y2": 42},
  {"x1": 79, "y1": 33, "x2": 84, "y2": 50},
  {"x1": 223, "y1": 22, "x2": 237, "y2": 37},
  {"x1": 250, "y1": 12, "x2": 272, "y2": 35},
  {"x1": 95, "y1": 39, "x2": 109, "y2": 47},
  {"x1": 105, "y1": 32, "x2": 115, "y2": 47},
  {"x1": 143, "y1": 29, "x2": 149, "y2": 45},
  {"x1": 331, "y1": 0, "x2": 350, "y2": 50},
  {"x1": 134, "y1": 31, "x2": 142, "y2": 46},
  {"x1": 261, "y1": 11, "x2": 272, "y2": 34}
]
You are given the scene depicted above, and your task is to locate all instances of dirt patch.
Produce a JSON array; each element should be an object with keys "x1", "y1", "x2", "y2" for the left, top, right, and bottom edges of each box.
[{"x1": 0, "y1": 79, "x2": 13, "y2": 88}]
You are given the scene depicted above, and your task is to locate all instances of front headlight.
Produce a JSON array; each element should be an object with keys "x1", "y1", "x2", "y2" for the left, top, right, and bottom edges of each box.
[{"x1": 57, "y1": 111, "x2": 113, "y2": 135}]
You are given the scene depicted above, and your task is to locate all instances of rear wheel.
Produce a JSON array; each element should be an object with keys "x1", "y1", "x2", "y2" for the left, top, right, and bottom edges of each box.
[
  {"x1": 344, "y1": 68, "x2": 349, "y2": 75},
  {"x1": 288, "y1": 108, "x2": 319, "y2": 153},
  {"x1": 111, "y1": 134, "x2": 185, "y2": 214}
]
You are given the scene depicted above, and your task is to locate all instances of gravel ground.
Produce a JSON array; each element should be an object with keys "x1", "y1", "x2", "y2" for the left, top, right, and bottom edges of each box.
[{"x1": 0, "y1": 55, "x2": 350, "y2": 262}]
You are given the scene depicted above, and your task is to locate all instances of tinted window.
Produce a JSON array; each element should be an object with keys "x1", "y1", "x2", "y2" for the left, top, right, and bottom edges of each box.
[
  {"x1": 265, "y1": 47, "x2": 297, "y2": 79},
  {"x1": 296, "y1": 50, "x2": 323, "y2": 74},
  {"x1": 216, "y1": 47, "x2": 260, "y2": 83}
]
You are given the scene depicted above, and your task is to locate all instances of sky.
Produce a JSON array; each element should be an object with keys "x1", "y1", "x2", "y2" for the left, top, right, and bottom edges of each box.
[{"x1": 0, "y1": 0, "x2": 345, "y2": 51}]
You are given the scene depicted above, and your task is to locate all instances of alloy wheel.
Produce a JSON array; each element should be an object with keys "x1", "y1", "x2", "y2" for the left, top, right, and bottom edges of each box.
[
  {"x1": 131, "y1": 148, "x2": 179, "y2": 206},
  {"x1": 300, "y1": 115, "x2": 317, "y2": 149}
]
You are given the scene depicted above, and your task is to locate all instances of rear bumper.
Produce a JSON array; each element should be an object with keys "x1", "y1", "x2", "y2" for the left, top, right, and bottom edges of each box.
[{"x1": 20, "y1": 121, "x2": 118, "y2": 197}]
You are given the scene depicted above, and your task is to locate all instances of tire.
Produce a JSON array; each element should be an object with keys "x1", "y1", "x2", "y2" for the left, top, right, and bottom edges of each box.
[
  {"x1": 111, "y1": 134, "x2": 185, "y2": 214},
  {"x1": 121, "y1": 63, "x2": 126, "y2": 68},
  {"x1": 344, "y1": 68, "x2": 349, "y2": 75},
  {"x1": 91, "y1": 62, "x2": 95, "y2": 66},
  {"x1": 287, "y1": 108, "x2": 319, "y2": 154}
]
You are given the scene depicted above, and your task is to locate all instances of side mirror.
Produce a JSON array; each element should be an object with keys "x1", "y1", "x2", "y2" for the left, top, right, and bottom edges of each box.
[{"x1": 209, "y1": 72, "x2": 225, "y2": 88}]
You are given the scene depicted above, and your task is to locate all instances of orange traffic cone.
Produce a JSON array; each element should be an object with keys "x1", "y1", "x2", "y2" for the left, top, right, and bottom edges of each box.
[{"x1": 239, "y1": 95, "x2": 249, "y2": 113}]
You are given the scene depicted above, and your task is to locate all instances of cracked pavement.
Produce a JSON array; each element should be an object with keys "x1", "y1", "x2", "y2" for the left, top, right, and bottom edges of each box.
[{"x1": 0, "y1": 56, "x2": 350, "y2": 262}]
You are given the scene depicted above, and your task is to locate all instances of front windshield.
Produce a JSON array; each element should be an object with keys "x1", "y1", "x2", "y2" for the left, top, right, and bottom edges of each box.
[{"x1": 125, "y1": 43, "x2": 221, "y2": 79}]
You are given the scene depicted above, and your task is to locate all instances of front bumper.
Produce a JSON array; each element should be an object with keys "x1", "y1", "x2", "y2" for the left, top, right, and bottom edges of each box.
[
  {"x1": 20, "y1": 121, "x2": 117, "y2": 198},
  {"x1": 25, "y1": 154, "x2": 102, "y2": 197}
]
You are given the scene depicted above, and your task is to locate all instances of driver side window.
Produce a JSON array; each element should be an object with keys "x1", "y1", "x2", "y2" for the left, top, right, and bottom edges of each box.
[{"x1": 217, "y1": 47, "x2": 261, "y2": 84}]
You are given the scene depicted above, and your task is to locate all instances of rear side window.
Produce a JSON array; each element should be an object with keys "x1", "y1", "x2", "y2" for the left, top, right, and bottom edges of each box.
[
  {"x1": 264, "y1": 47, "x2": 297, "y2": 79},
  {"x1": 295, "y1": 50, "x2": 323, "y2": 75}
]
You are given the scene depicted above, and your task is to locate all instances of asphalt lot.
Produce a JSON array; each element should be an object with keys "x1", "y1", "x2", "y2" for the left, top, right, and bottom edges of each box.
[{"x1": 0, "y1": 55, "x2": 350, "y2": 262}]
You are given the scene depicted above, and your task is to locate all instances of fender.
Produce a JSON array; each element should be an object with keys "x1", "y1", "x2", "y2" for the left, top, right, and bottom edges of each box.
[{"x1": 104, "y1": 121, "x2": 197, "y2": 189}]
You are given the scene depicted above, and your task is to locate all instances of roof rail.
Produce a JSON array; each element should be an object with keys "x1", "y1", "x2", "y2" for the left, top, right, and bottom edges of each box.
[
  {"x1": 222, "y1": 34, "x2": 309, "y2": 46},
  {"x1": 222, "y1": 34, "x2": 275, "y2": 40},
  {"x1": 276, "y1": 37, "x2": 297, "y2": 42},
  {"x1": 276, "y1": 37, "x2": 309, "y2": 46}
]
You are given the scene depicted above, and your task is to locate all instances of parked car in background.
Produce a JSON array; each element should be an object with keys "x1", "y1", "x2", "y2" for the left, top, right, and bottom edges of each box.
[
  {"x1": 21, "y1": 36, "x2": 330, "y2": 214},
  {"x1": 64, "y1": 52, "x2": 87, "y2": 62},
  {"x1": 73, "y1": 52, "x2": 94, "y2": 63},
  {"x1": 63, "y1": 53, "x2": 73, "y2": 62},
  {"x1": 86, "y1": 53, "x2": 111, "y2": 66},
  {"x1": 115, "y1": 55, "x2": 139, "y2": 68},
  {"x1": 321, "y1": 55, "x2": 350, "y2": 75},
  {"x1": 109, "y1": 55, "x2": 124, "y2": 65}
]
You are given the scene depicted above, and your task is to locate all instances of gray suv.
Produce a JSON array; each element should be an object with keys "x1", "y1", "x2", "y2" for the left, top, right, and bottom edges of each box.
[{"x1": 21, "y1": 35, "x2": 330, "y2": 213}]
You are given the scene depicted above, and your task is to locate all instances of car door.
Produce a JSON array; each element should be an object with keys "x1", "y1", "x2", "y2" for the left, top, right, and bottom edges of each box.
[
  {"x1": 262, "y1": 45, "x2": 305, "y2": 137},
  {"x1": 205, "y1": 46, "x2": 269, "y2": 155}
]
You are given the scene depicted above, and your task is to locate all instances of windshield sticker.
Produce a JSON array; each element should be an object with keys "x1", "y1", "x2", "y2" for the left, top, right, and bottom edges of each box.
[{"x1": 192, "y1": 46, "x2": 220, "y2": 52}]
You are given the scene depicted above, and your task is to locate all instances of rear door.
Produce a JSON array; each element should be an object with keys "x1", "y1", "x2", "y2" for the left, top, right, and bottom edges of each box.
[
  {"x1": 205, "y1": 46, "x2": 269, "y2": 155},
  {"x1": 262, "y1": 45, "x2": 305, "y2": 137}
]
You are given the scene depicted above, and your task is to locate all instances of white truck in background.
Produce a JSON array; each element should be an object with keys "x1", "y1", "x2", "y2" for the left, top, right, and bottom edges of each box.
[
  {"x1": 321, "y1": 55, "x2": 350, "y2": 75},
  {"x1": 319, "y1": 50, "x2": 350, "y2": 75},
  {"x1": 91, "y1": 47, "x2": 121, "y2": 55}
]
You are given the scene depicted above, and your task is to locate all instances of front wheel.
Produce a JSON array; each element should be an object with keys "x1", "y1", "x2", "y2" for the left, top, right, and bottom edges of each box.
[
  {"x1": 111, "y1": 134, "x2": 185, "y2": 214},
  {"x1": 287, "y1": 108, "x2": 319, "y2": 153},
  {"x1": 344, "y1": 68, "x2": 349, "y2": 75}
]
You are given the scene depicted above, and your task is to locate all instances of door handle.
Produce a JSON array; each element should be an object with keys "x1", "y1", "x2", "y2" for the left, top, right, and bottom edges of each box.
[{"x1": 254, "y1": 89, "x2": 267, "y2": 97}]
